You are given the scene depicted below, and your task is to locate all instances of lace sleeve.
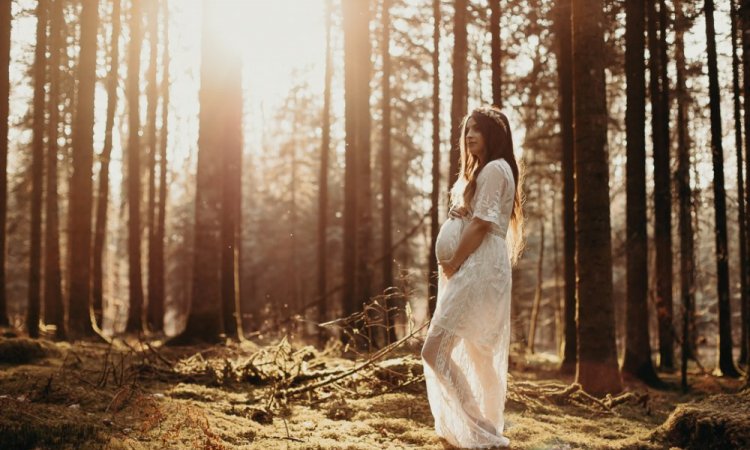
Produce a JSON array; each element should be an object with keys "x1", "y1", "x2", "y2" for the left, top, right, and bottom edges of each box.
[{"x1": 472, "y1": 161, "x2": 510, "y2": 227}]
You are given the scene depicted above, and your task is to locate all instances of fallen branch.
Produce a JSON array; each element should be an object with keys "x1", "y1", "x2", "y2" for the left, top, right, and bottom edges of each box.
[{"x1": 279, "y1": 321, "x2": 428, "y2": 397}]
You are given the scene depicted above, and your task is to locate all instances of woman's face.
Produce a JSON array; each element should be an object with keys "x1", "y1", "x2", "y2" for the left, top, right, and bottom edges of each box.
[{"x1": 465, "y1": 117, "x2": 485, "y2": 159}]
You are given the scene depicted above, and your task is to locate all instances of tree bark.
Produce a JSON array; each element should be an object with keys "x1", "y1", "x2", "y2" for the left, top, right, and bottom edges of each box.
[
  {"x1": 428, "y1": 0, "x2": 441, "y2": 316},
  {"x1": 169, "y1": 0, "x2": 237, "y2": 344},
  {"x1": 0, "y1": 0, "x2": 9, "y2": 328},
  {"x1": 93, "y1": 0, "x2": 121, "y2": 333},
  {"x1": 528, "y1": 210, "x2": 545, "y2": 354},
  {"x1": 68, "y1": 0, "x2": 99, "y2": 340},
  {"x1": 45, "y1": 0, "x2": 64, "y2": 340},
  {"x1": 731, "y1": 0, "x2": 749, "y2": 367},
  {"x1": 571, "y1": 0, "x2": 623, "y2": 395},
  {"x1": 554, "y1": 0, "x2": 576, "y2": 374},
  {"x1": 705, "y1": 0, "x2": 740, "y2": 377},
  {"x1": 648, "y1": 0, "x2": 674, "y2": 371},
  {"x1": 317, "y1": 0, "x2": 332, "y2": 345},
  {"x1": 342, "y1": 0, "x2": 372, "y2": 328},
  {"x1": 622, "y1": 0, "x2": 661, "y2": 385},
  {"x1": 28, "y1": 0, "x2": 48, "y2": 339},
  {"x1": 125, "y1": 0, "x2": 144, "y2": 334},
  {"x1": 152, "y1": 0, "x2": 169, "y2": 336},
  {"x1": 220, "y1": 50, "x2": 242, "y2": 340},
  {"x1": 145, "y1": 0, "x2": 160, "y2": 333},
  {"x1": 489, "y1": 0, "x2": 502, "y2": 108},
  {"x1": 380, "y1": 0, "x2": 396, "y2": 345},
  {"x1": 674, "y1": 0, "x2": 696, "y2": 391},
  {"x1": 740, "y1": 0, "x2": 750, "y2": 373},
  {"x1": 448, "y1": 0, "x2": 468, "y2": 187}
]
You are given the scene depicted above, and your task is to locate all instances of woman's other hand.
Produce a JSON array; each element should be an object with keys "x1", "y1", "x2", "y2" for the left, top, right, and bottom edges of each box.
[
  {"x1": 449, "y1": 205, "x2": 469, "y2": 219},
  {"x1": 439, "y1": 259, "x2": 459, "y2": 279}
]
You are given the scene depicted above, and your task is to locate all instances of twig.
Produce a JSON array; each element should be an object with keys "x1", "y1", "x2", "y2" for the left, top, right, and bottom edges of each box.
[
  {"x1": 280, "y1": 321, "x2": 428, "y2": 397},
  {"x1": 145, "y1": 341, "x2": 175, "y2": 368}
]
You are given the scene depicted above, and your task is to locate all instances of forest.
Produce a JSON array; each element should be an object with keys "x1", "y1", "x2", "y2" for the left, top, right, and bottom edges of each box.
[{"x1": 0, "y1": 0, "x2": 749, "y2": 448}]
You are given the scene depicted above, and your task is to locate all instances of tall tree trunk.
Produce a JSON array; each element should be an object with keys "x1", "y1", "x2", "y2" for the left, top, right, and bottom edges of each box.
[
  {"x1": 93, "y1": 0, "x2": 121, "y2": 332},
  {"x1": 571, "y1": 0, "x2": 622, "y2": 395},
  {"x1": 381, "y1": 0, "x2": 396, "y2": 345},
  {"x1": 622, "y1": 0, "x2": 661, "y2": 385},
  {"x1": 342, "y1": 0, "x2": 372, "y2": 328},
  {"x1": 528, "y1": 209, "x2": 545, "y2": 354},
  {"x1": 152, "y1": 0, "x2": 169, "y2": 336},
  {"x1": 554, "y1": 0, "x2": 576, "y2": 374},
  {"x1": 28, "y1": 0, "x2": 48, "y2": 339},
  {"x1": 448, "y1": 0, "x2": 468, "y2": 187},
  {"x1": 675, "y1": 0, "x2": 696, "y2": 391},
  {"x1": 45, "y1": 0, "x2": 64, "y2": 340},
  {"x1": 428, "y1": 0, "x2": 441, "y2": 316},
  {"x1": 731, "y1": 0, "x2": 749, "y2": 367},
  {"x1": 220, "y1": 50, "x2": 242, "y2": 340},
  {"x1": 145, "y1": 0, "x2": 160, "y2": 333},
  {"x1": 0, "y1": 0, "x2": 9, "y2": 327},
  {"x1": 705, "y1": 0, "x2": 740, "y2": 378},
  {"x1": 125, "y1": 0, "x2": 144, "y2": 334},
  {"x1": 317, "y1": 0, "x2": 332, "y2": 345},
  {"x1": 648, "y1": 0, "x2": 674, "y2": 371},
  {"x1": 489, "y1": 0, "x2": 502, "y2": 108},
  {"x1": 169, "y1": 0, "x2": 234, "y2": 344},
  {"x1": 552, "y1": 190, "x2": 563, "y2": 354},
  {"x1": 354, "y1": 5, "x2": 373, "y2": 334},
  {"x1": 740, "y1": 0, "x2": 750, "y2": 373},
  {"x1": 68, "y1": 0, "x2": 99, "y2": 340}
]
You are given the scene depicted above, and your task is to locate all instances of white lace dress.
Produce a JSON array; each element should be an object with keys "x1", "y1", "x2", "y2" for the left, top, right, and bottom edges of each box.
[{"x1": 423, "y1": 158, "x2": 514, "y2": 448}]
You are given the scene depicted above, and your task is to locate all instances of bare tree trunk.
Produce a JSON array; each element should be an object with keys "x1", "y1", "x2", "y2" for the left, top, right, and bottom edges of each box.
[
  {"x1": 220, "y1": 51, "x2": 242, "y2": 340},
  {"x1": 152, "y1": 0, "x2": 169, "y2": 336},
  {"x1": 675, "y1": 0, "x2": 696, "y2": 391},
  {"x1": 68, "y1": 0, "x2": 99, "y2": 340},
  {"x1": 554, "y1": 0, "x2": 576, "y2": 374},
  {"x1": 0, "y1": 0, "x2": 9, "y2": 328},
  {"x1": 552, "y1": 190, "x2": 563, "y2": 355},
  {"x1": 571, "y1": 0, "x2": 623, "y2": 395},
  {"x1": 489, "y1": 0, "x2": 502, "y2": 108},
  {"x1": 169, "y1": 0, "x2": 238, "y2": 344},
  {"x1": 448, "y1": 0, "x2": 468, "y2": 187},
  {"x1": 93, "y1": 0, "x2": 121, "y2": 332},
  {"x1": 380, "y1": 0, "x2": 396, "y2": 345},
  {"x1": 731, "y1": 0, "x2": 749, "y2": 367},
  {"x1": 705, "y1": 0, "x2": 740, "y2": 378},
  {"x1": 648, "y1": 0, "x2": 674, "y2": 371},
  {"x1": 528, "y1": 209, "x2": 545, "y2": 354},
  {"x1": 740, "y1": 0, "x2": 750, "y2": 373},
  {"x1": 125, "y1": 0, "x2": 144, "y2": 334},
  {"x1": 28, "y1": 0, "x2": 48, "y2": 338},
  {"x1": 45, "y1": 0, "x2": 65, "y2": 340},
  {"x1": 622, "y1": 0, "x2": 661, "y2": 386},
  {"x1": 428, "y1": 0, "x2": 441, "y2": 316},
  {"x1": 145, "y1": 0, "x2": 160, "y2": 333},
  {"x1": 342, "y1": 0, "x2": 372, "y2": 330},
  {"x1": 317, "y1": 0, "x2": 332, "y2": 345}
]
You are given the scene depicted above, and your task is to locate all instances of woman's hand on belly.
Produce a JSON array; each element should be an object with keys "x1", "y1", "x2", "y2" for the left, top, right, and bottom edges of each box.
[
  {"x1": 449, "y1": 205, "x2": 469, "y2": 219},
  {"x1": 439, "y1": 259, "x2": 459, "y2": 279}
]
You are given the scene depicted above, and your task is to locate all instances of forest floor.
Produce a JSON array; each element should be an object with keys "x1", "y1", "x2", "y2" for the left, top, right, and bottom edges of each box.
[{"x1": 0, "y1": 328, "x2": 748, "y2": 450}]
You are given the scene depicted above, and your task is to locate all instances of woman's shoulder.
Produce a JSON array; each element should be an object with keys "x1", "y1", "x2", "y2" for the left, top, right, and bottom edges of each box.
[{"x1": 479, "y1": 158, "x2": 510, "y2": 179}]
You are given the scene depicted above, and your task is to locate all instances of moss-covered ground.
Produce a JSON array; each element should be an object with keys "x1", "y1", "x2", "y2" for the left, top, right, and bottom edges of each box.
[{"x1": 0, "y1": 333, "x2": 746, "y2": 449}]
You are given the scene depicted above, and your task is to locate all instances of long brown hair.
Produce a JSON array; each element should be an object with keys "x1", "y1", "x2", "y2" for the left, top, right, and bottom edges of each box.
[{"x1": 451, "y1": 106, "x2": 525, "y2": 265}]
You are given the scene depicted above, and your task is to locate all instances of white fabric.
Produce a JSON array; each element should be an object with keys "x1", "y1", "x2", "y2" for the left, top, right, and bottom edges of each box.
[{"x1": 422, "y1": 158, "x2": 514, "y2": 448}]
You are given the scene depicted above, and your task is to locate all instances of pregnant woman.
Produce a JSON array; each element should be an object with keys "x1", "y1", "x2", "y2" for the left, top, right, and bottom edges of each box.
[{"x1": 422, "y1": 106, "x2": 524, "y2": 448}]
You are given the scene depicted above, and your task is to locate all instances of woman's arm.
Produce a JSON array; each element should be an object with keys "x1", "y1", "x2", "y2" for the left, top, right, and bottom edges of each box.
[{"x1": 439, "y1": 217, "x2": 492, "y2": 278}]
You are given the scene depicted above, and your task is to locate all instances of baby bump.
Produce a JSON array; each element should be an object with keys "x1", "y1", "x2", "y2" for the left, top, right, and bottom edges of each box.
[{"x1": 435, "y1": 218, "x2": 464, "y2": 261}]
